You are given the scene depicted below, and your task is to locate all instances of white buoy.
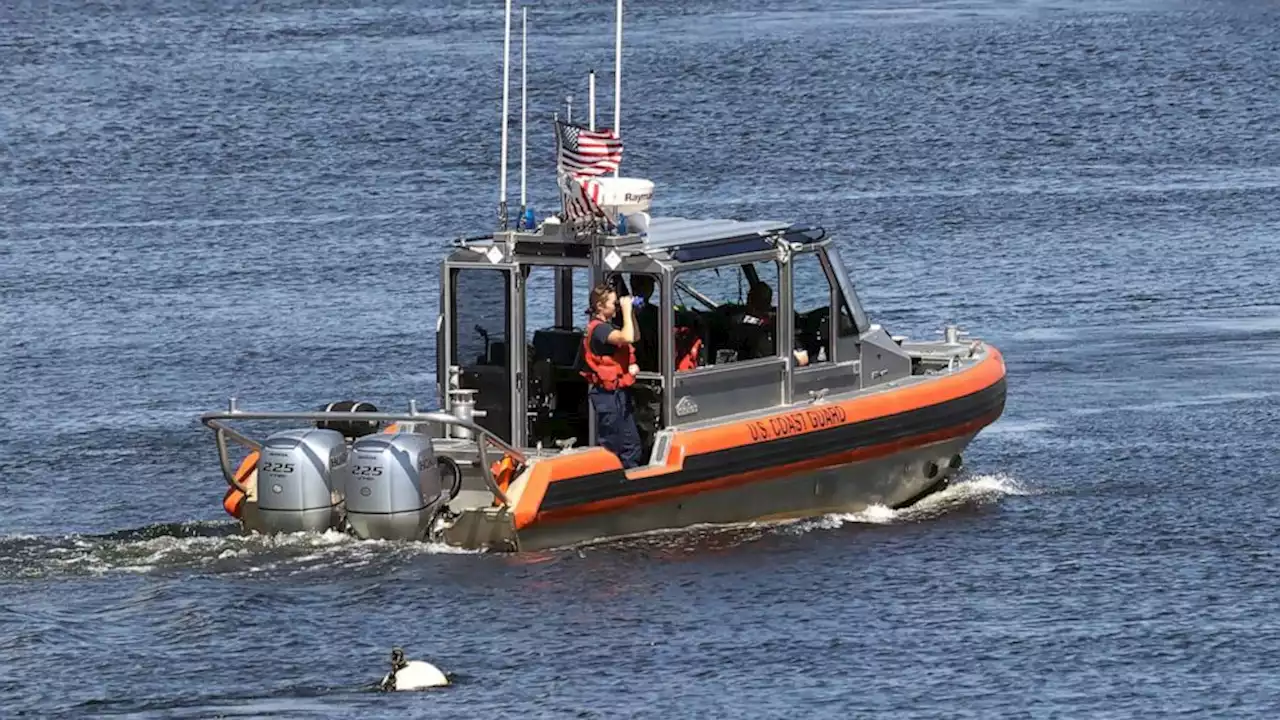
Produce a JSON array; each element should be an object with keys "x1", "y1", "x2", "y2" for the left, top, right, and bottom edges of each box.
[{"x1": 379, "y1": 647, "x2": 450, "y2": 691}]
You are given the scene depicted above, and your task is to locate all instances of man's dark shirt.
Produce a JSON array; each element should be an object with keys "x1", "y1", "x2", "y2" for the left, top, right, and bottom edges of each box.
[
  {"x1": 733, "y1": 314, "x2": 774, "y2": 361},
  {"x1": 634, "y1": 304, "x2": 660, "y2": 371}
]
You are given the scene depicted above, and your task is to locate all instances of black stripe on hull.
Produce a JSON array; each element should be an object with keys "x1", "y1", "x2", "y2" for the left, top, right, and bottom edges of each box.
[{"x1": 538, "y1": 377, "x2": 1007, "y2": 513}]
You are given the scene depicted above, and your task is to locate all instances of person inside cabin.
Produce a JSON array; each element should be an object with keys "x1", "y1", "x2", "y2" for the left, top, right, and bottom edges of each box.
[
  {"x1": 581, "y1": 283, "x2": 644, "y2": 469},
  {"x1": 673, "y1": 310, "x2": 704, "y2": 371},
  {"x1": 731, "y1": 282, "x2": 810, "y2": 366},
  {"x1": 630, "y1": 274, "x2": 660, "y2": 372},
  {"x1": 626, "y1": 274, "x2": 663, "y2": 444}
]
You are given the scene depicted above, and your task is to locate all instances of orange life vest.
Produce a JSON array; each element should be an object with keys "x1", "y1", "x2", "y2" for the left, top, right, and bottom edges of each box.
[
  {"x1": 581, "y1": 318, "x2": 636, "y2": 390},
  {"x1": 675, "y1": 326, "x2": 702, "y2": 371}
]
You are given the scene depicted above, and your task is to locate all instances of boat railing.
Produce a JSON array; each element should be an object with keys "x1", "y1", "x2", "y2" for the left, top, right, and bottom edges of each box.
[{"x1": 201, "y1": 398, "x2": 524, "y2": 509}]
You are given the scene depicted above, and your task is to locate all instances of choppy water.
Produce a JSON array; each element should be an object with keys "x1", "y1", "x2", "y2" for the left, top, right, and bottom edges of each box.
[{"x1": 3, "y1": 0, "x2": 1279, "y2": 716}]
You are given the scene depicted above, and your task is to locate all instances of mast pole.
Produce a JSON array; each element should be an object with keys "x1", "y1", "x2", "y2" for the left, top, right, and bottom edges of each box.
[
  {"x1": 498, "y1": 0, "x2": 512, "y2": 229},
  {"x1": 519, "y1": 5, "x2": 528, "y2": 225},
  {"x1": 614, "y1": 0, "x2": 622, "y2": 177},
  {"x1": 588, "y1": 69, "x2": 596, "y2": 131}
]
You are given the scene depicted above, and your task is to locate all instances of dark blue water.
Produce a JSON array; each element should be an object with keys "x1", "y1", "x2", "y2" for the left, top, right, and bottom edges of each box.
[{"x1": 4, "y1": 0, "x2": 1279, "y2": 716}]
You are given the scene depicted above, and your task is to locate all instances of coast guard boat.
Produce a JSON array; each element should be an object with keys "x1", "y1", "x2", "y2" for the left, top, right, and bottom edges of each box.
[{"x1": 199, "y1": 1, "x2": 1006, "y2": 552}]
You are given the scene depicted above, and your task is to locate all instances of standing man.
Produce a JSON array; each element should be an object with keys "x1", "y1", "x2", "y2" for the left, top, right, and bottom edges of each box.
[
  {"x1": 626, "y1": 274, "x2": 661, "y2": 447},
  {"x1": 581, "y1": 283, "x2": 644, "y2": 469},
  {"x1": 629, "y1": 274, "x2": 660, "y2": 371}
]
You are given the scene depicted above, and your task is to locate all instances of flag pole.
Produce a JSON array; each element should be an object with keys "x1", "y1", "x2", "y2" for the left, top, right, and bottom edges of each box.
[
  {"x1": 498, "y1": 0, "x2": 512, "y2": 230},
  {"x1": 588, "y1": 69, "x2": 596, "y2": 131},
  {"x1": 519, "y1": 5, "x2": 528, "y2": 225},
  {"x1": 613, "y1": 0, "x2": 622, "y2": 177},
  {"x1": 554, "y1": 112, "x2": 566, "y2": 219}
]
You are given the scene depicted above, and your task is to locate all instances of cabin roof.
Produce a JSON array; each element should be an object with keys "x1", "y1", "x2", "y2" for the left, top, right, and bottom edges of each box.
[
  {"x1": 630, "y1": 216, "x2": 828, "y2": 263},
  {"x1": 453, "y1": 214, "x2": 827, "y2": 265},
  {"x1": 638, "y1": 216, "x2": 794, "y2": 250}
]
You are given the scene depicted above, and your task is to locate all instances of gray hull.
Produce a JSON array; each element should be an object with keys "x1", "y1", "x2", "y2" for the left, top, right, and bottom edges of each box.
[{"x1": 441, "y1": 434, "x2": 973, "y2": 552}]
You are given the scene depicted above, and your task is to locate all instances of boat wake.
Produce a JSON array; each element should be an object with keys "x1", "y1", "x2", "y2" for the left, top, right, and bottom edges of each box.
[
  {"x1": 795, "y1": 472, "x2": 1030, "y2": 532},
  {"x1": 0, "y1": 520, "x2": 478, "y2": 580},
  {"x1": 569, "y1": 473, "x2": 1030, "y2": 554},
  {"x1": 0, "y1": 477, "x2": 1028, "y2": 577}
]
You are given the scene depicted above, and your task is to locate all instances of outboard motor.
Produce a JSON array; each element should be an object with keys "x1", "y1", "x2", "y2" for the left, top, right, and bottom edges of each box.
[
  {"x1": 344, "y1": 432, "x2": 444, "y2": 541},
  {"x1": 256, "y1": 428, "x2": 348, "y2": 534}
]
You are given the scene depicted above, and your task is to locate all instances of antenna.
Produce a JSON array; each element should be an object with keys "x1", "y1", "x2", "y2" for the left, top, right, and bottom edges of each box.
[
  {"x1": 519, "y1": 5, "x2": 528, "y2": 224},
  {"x1": 588, "y1": 69, "x2": 596, "y2": 131},
  {"x1": 554, "y1": 111, "x2": 566, "y2": 218},
  {"x1": 613, "y1": 0, "x2": 622, "y2": 176},
  {"x1": 497, "y1": 0, "x2": 513, "y2": 229}
]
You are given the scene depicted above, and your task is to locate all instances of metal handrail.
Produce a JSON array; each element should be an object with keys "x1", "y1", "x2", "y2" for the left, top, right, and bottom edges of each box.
[{"x1": 201, "y1": 405, "x2": 521, "y2": 508}]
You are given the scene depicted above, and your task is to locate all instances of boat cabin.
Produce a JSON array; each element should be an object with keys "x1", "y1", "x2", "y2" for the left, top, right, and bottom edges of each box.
[{"x1": 435, "y1": 214, "x2": 913, "y2": 463}]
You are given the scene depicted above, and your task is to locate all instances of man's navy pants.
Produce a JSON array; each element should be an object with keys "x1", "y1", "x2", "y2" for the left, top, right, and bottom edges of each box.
[{"x1": 589, "y1": 387, "x2": 644, "y2": 469}]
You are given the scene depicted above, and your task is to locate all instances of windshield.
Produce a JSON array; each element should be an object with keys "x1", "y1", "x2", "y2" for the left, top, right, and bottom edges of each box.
[
  {"x1": 822, "y1": 249, "x2": 868, "y2": 335},
  {"x1": 673, "y1": 260, "x2": 778, "y2": 312}
]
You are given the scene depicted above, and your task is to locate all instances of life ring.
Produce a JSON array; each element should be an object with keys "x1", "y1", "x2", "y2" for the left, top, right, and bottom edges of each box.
[{"x1": 221, "y1": 451, "x2": 259, "y2": 519}]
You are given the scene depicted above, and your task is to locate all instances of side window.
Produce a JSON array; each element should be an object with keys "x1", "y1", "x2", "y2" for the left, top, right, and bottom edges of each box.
[
  {"x1": 522, "y1": 265, "x2": 591, "y2": 371},
  {"x1": 792, "y1": 251, "x2": 834, "y2": 365},
  {"x1": 523, "y1": 265, "x2": 591, "y2": 336},
  {"x1": 451, "y1": 268, "x2": 509, "y2": 367},
  {"x1": 672, "y1": 259, "x2": 780, "y2": 371}
]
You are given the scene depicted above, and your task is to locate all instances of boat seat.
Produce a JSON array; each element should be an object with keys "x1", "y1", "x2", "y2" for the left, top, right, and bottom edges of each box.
[{"x1": 531, "y1": 328, "x2": 583, "y2": 368}]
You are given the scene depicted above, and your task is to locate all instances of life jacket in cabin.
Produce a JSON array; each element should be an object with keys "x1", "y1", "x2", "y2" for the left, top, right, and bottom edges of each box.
[
  {"x1": 581, "y1": 319, "x2": 636, "y2": 391},
  {"x1": 674, "y1": 326, "x2": 702, "y2": 371}
]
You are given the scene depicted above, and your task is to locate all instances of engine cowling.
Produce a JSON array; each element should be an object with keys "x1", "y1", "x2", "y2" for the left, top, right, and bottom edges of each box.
[
  {"x1": 344, "y1": 432, "x2": 444, "y2": 541},
  {"x1": 255, "y1": 428, "x2": 347, "y2": 534}
]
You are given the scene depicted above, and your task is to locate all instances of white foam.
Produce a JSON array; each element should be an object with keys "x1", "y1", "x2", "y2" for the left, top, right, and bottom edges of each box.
[
  {"x1": 4, "y1": 525, "x2": 481, "y2": 579},
  {"x1": 563, "y1": 474, "x2": 1031, "y2": 552},
  {"x1": 804, "y1": 473, "x2": 1030, "y2": 530},
  {"x1": 982, "y1": 419, "x2": 1057, "y2": 436},
  {"x1": 8, "y1": 475, "x2": 1030, "y2": 574}
]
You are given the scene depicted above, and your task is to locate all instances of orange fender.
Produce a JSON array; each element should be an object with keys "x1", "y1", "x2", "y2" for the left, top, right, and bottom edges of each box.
[{"x1": 221, "y1": 451, "x2": 259, "y2": 519}]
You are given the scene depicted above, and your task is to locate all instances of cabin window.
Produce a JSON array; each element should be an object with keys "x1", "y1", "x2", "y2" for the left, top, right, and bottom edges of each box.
[
  {"x1": 522, "y1": 265, "x2": 591, "y2": 337},
  {"x1": 672, "y1": 259, "x2": 781, "y2": 370},
  {"x1": 450, "y1": 268, "x2": 510, "y2": 367},
  {"x1": 448, "y1": 267, "x2": 514, "y2": 442},
  {"x1": 792, "y1": 250, "x2": 835, "y2": 365},
  {"x1": 522, "y1": 265, "x2": 593, "y2": 451}
]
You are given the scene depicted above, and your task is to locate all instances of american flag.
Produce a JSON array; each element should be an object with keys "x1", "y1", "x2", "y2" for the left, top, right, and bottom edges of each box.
[
  {"x1": 555, "y1": 120, "x2": 623, "y2": 221},
  {"x1": 557, "y1": 121, "x2": 623, "y2": 176}
]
